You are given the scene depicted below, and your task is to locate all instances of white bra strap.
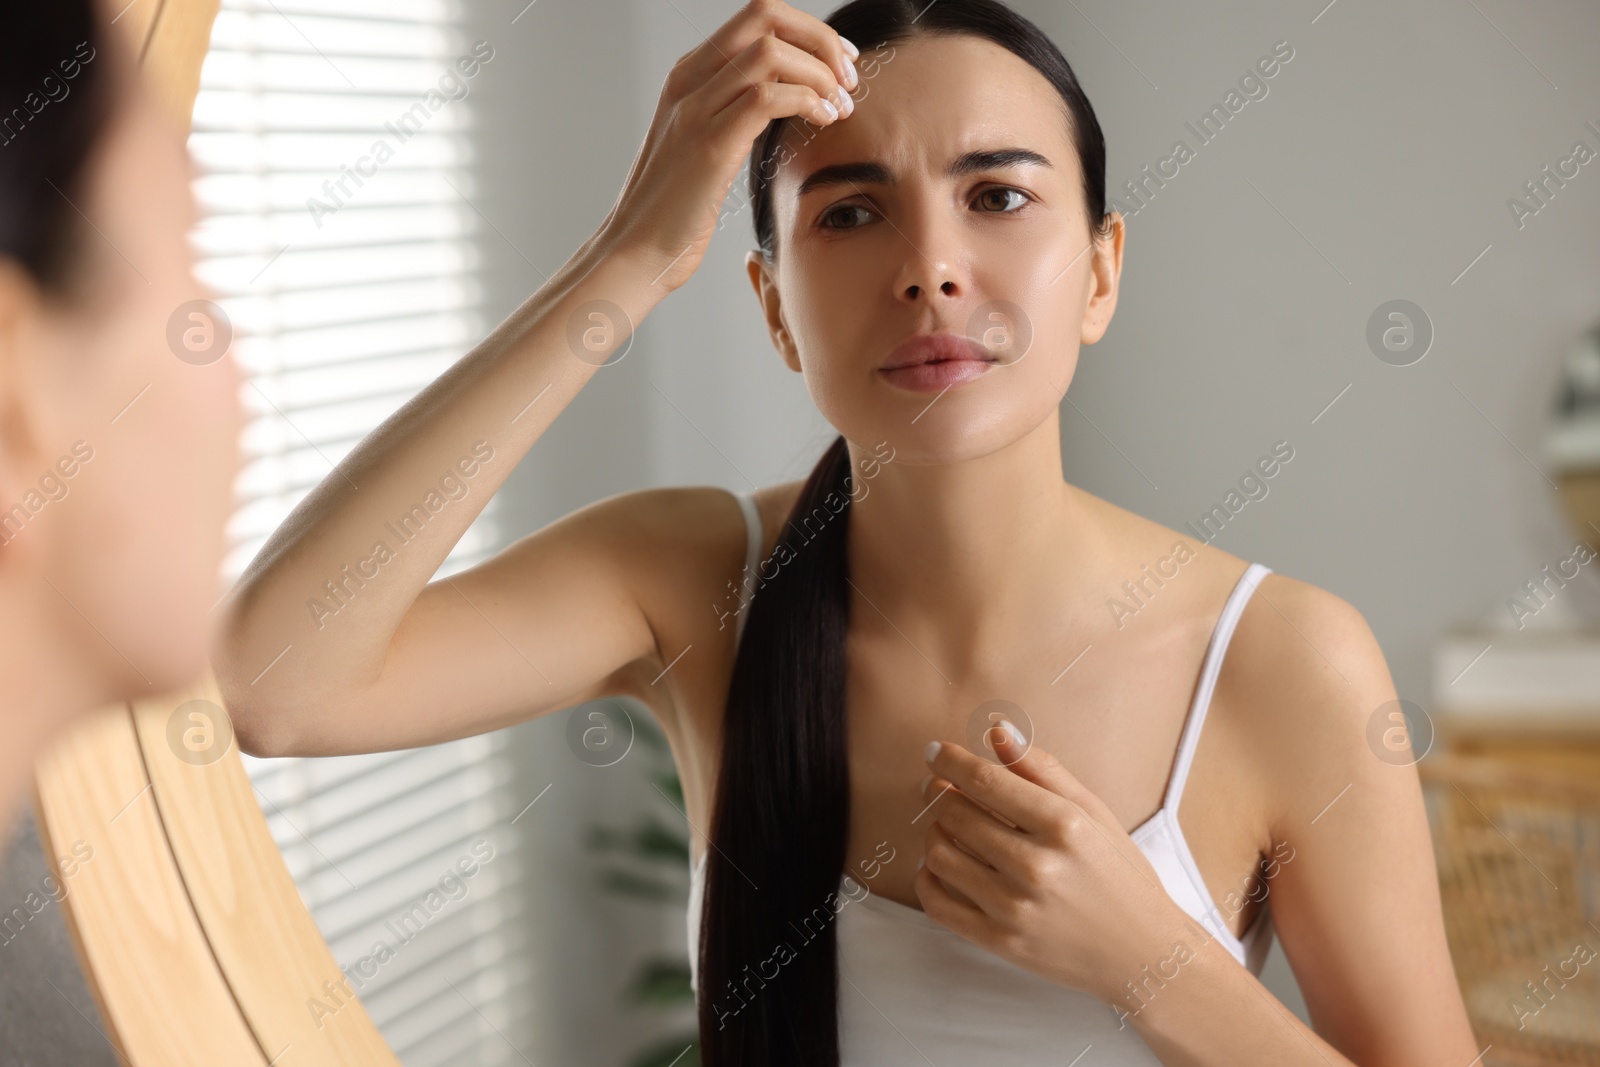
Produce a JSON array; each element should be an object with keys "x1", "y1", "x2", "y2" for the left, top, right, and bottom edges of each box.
[{"x1": 1166, "y1": 562, "x2": 1272, "y2": 806}]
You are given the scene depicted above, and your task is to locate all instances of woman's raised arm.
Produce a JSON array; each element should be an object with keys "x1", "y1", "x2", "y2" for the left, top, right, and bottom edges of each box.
[{"x1": 211, "y1": 0, "x2": 860, "y2": 757}]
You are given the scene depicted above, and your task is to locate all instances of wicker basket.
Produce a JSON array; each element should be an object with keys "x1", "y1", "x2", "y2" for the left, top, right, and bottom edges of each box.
[{"x1": 1419, "y1": 742, "x2": 1600, "y2": 1066}]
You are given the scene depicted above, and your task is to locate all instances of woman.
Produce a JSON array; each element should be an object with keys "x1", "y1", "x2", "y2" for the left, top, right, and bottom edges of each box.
[
  {"x1": 0, "y1": 1, "x2": 244, "y2": 842},
  {"x1": 215, "y1": 0, "x2": 1480, "y2": 1063}
]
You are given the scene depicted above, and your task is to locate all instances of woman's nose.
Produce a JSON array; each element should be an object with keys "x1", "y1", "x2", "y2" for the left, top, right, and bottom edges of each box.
[
  {"x1": 895, "y1": 249, "x2": 963, "y2": 304},
  {"x1": 891, "y1": 208, "x2": 967, "y2": 304}
]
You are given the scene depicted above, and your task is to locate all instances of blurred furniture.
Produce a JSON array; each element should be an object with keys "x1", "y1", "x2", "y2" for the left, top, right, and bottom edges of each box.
[
  {"x1": 1424, "y1": 631, "x2": 1600, "y2": 1066},
  {"x1": 32, "y1": 669, "x2": 403, "y2": 1066}
]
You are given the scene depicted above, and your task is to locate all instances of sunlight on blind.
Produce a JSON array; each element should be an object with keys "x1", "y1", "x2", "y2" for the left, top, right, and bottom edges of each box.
[{"x1": 190, "y1": 1, "x2": 532, "y2": 1062}]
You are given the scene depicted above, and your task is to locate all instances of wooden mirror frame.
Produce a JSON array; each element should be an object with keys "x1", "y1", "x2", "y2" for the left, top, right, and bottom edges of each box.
[{"x1": 29, "y1": 4, "x2": 401, "y2": 1063}]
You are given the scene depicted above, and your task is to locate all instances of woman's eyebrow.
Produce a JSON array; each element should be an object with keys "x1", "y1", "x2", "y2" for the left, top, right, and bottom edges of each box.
[{"x1": 795, "y1": 147, "x2": 1052, "y2": 198}]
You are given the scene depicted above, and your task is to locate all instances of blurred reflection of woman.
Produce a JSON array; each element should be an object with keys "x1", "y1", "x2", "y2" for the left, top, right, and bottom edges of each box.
[{"x1": 0, "y1": 2, "x2": 244, "y2": 845}]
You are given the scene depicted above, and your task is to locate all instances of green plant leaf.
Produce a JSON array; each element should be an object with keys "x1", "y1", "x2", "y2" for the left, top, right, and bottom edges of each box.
[
  {"x1": 586, "y1": 825, "x2": 629, "y2": 851},
  {"x1": 587, "y1": 818, "x2": 688, "y2": 864},
  {"x1": 625, "y1": 958, "x2": 696, "y2": 1005},
  {"x1": 630, "y1": 818, "x2": 689, "y2": 864},
  {"x1": 627, "y1": 1033, "x2": 700, "y2": 1067},
  {"x1": 599, "y1": 868, "x2": 684, "y2": 903},
  {"x1": 651, "y1": 771, "x2": 684, "y2": 808}
]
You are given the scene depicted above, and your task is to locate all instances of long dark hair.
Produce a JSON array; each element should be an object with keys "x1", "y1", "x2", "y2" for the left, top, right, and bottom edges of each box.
[
  {"x1": 0, "y1": 2, "x2": 112, "y2": 294},
  {"x1": 697, "y1": 1, "x2": 1112, "y2": 1062}
]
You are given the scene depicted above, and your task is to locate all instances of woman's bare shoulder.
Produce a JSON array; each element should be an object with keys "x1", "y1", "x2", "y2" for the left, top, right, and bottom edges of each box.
[
  {"x1": 1082, "y1": 480, "x2": 1395, "y2": 822},
  {"x1": 1072, "y1": 484, "x2": 1260, "y2": 601},
  {"x1": 1215, "y1": 571, "x2": 1474, "y2": 1061},
  {"x1": 747, "y1": 479, "x2": 808, "y2": 558},
  {"x1": 588, "y1": 479, "x2": 809, "y2": 593},
  {"x1": 582, "y1": 481, "x2": 806, "y2": 710},
  {"x1": 1216, "y1": 569, "x2": 1398, "y2": 829},
  {"x1": 1225, "y1": 570, "x2": 1389, "y2": 712},
  {"x1": 585, "y1": 484, "x2": 753, "y2": 588}
]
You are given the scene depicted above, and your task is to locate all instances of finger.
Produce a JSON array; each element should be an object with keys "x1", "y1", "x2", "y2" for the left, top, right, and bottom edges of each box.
[
  {"x1": 700, "y1": 33, "x2": 851, "y2": 129},
  {"x1": 933, "y1": 788, "x2": 1034, "y2": 875},
  {"x1": 915, "y1": 783, "x2": 985, "y2": 876},
  {"x1": 913, "y1": 855, "x2": 987, "y2": 942},
  {"x1": 924, "y1": 739, "x2": 1055, "y2": 835},
  {"x1": 682, "y1": 0, "x2": 858, "y2": 100},
  {"x1": 712, "y1": 76, "x2": 843, "y2": 150},
  {"x1": 922, "y1": 820, "x2": 1011, "y2": 917},
  {"x1": 918, "y1": 773, "x2": 1017, "y2": 828}
]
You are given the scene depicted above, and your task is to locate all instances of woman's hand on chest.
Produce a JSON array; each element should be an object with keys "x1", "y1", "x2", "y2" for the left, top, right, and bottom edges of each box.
[{"x1": 914, "y1": 722, "x2": 1197, "y2": 1004}]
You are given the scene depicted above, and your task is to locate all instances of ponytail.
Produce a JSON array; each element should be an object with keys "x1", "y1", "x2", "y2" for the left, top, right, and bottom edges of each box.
[{"x1": 697, "y1": 434, "x2": 853, "y2": 1064}]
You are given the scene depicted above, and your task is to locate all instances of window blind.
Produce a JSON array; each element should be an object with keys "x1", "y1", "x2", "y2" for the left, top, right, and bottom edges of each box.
[{"x1": 189, "y1": 2, "x2": 533, "y2": 1063}]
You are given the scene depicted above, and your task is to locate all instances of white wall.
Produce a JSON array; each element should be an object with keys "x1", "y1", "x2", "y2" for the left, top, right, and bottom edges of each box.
[{"x1": 463, "y1": 0, "x2": 1600, "y2": 1060}]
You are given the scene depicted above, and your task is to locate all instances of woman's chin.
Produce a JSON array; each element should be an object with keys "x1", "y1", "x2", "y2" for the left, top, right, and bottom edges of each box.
[
  {"x1": 844, "y1": 401, "x2": 1041, "y2": 467},
  {"x1": 101, "y1": 640, "x2": 214, "y2": 712},
  {"x1": 87, "y1": 585, "x2": 225, "y2": 705}
]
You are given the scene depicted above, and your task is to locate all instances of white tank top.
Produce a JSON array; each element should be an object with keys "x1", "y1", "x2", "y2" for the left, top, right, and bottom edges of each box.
[{"x1": 688, "y1": 487, "x2": 1276, "y2": 1063}]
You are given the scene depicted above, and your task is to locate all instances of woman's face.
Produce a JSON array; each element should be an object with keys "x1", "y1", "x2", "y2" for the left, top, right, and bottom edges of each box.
[
  {"x1": 0, "y1": 61, "x2": 245, "y2": 708},
  {"x1": 749, "y1": 33, "x2": 1123, "y2": 466}
]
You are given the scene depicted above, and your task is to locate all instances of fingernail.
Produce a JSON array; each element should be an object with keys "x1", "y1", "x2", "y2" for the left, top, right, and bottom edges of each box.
[
  {"x1": 923, "y1": 740, "x2": 942, "y2": 763},
  {"x1": 1000, "y1": 719, "x2": 1026, "y2": 746},
  {"x1": 840, "y1": 35, "x2": 860, "y2": 60},
  {"x1": 918, "y1": 773, "x2": 932, "y2": 794},
  {"x1": 843, "y1": 54, "x2": 859, "y2": 90},
  {"x1": 916, "y1": 855, "x2": 926, "y2": 871},
  {"x1": 836, "y1": 84, "x2": 854, "y2": 117},
  {"x1": 817, "y1": 96, "x2": 838, "y2": 122}
]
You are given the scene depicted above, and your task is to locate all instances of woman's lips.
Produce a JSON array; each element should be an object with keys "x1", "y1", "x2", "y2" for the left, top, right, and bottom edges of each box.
[
  {"x1": 879, "y1": 332, "x2": 998, "y2": 393},
  {"x1": 878, "y1": 359, "x2": 995, "y2": 392}
]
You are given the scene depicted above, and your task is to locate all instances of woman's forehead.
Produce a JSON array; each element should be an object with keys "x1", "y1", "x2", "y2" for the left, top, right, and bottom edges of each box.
[{"x1": 771, "y1": 34, "x2": 1074, "y2": 196}]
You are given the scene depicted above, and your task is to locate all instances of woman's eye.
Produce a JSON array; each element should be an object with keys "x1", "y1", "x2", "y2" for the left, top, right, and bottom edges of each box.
[
  {"x1": 976, "y1": 187, "x2": 1029, "y2": 213},
  {"x1": 819, "y1": 188, "x2": 1028, "y2": 230},
  {"x1": 821, "y1": 203, "x2": 873, "y2": 230}
]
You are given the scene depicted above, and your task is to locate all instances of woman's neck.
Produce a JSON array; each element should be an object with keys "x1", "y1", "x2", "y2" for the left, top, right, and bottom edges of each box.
[
  {"x1": 845, "y1": 417, "x2": 1112, "y2": 675},
  {"x1": 0, "y1": 586, "x2": 111, "y2": 856}
]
